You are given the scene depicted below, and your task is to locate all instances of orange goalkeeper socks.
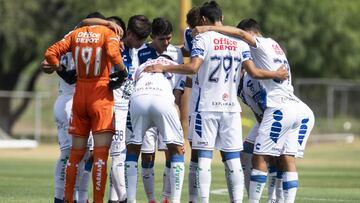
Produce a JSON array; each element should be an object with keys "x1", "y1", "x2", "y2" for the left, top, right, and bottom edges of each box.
[
  {"x1": 64, "y1": 148, "x2": 86, "y2": 203},
  {"x1": 92, "y1": 146, "x2": 110, "y2": 203}
]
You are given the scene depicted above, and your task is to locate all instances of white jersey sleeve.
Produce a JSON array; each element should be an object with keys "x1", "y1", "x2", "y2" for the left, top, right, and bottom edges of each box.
[
  {"x1": 190, "y1": 31, "x2": 251, "y2": 112},
  {"x1": 163, "y1": 44, "x2": 184, "y2": 64}
]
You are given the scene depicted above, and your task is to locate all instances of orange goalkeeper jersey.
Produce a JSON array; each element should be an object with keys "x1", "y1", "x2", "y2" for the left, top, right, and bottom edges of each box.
[{"x1": 45, "y1": 25, "x2": 122, "y2": 79}]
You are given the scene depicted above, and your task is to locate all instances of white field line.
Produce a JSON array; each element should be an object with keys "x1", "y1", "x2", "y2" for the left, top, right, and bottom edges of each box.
[{"x1": 210, "y1": 188, "x2": 359, "y2": 202}]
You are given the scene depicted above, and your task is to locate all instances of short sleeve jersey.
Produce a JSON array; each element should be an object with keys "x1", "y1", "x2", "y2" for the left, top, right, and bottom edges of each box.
[{"x1": 191, "y1": 31, "x2": 252, "y2": 112}]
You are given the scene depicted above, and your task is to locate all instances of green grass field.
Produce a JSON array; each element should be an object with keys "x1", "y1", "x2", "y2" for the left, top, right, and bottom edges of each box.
[{"x1": 1, "y1": 139, "x2": 360, "y2": 203}]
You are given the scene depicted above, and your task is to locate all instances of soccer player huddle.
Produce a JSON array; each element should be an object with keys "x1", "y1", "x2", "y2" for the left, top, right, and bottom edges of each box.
[{"x1": 42, "y1": 1, "x2": 314, "y2": 203}]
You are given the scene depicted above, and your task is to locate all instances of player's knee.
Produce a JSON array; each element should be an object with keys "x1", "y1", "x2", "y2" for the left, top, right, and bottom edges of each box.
[
  {"x1": 126, "y1": 144, "x2": 141, "y2": 156},
  {"x1": 252, "y1": 154, "x2": 268, "y2": 171},
  {"x1": 279, "y1": 155, "x2": 296, "y2": 172},
  {"x1": 141, "y1": 152, "x2": 155, "y2": 165},
  {"x1": 167, "y1": 144, "x2": 184, "y2": 156}
]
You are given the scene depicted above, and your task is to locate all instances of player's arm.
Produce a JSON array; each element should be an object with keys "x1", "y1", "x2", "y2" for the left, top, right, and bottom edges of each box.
[
  {"x1": 77, "y1": 18, "x2": 123, "y2": 37},
  {"x1": 44, "y1": 33, "x2": 72, "y2": 71},
  {"x1": 185, "y1": 76, "x2": 192, "y2": 88},
  {"x1": 144, "y1": 57, "x2": 203, "y2": 74},
  {"x1": 145, "y1": 33, "x2": 206, "y2": 74},
  {"x1": 242, "y1": 59, "x2": 288, "y2": 80},
  {"x1": 192, "y1": 25, "x2": 256, "y2": 47}
]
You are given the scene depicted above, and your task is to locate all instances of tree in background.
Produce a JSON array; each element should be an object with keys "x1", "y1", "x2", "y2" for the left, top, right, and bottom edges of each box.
[
  {"x1": 1, "y1": 0, "x2": 360, "y2": 136},
  {"x1": 0, "y1": 0, "x2": 111, "y2": 136}
]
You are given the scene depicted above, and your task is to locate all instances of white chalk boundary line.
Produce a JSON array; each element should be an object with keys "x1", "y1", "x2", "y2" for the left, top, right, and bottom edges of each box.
[{"x1": 210, "y1": 189, "x2": 359, "y2": 202}]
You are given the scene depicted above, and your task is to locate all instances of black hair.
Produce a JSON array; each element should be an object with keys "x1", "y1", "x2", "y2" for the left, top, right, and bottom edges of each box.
[
  {"x1": 200, "y1": 1, "x2": 222, "y2": 24},
  {"x1": 85, "y1": 11, "x2": 106, "y2": 19},
  {"x1": 158, "y1": 54, "x2": 173, "y2": 61},
  {"x1": 237, "y1": 18, "x2": 262, "y2": 33},
  {"x1": 127, "y1": 15, "x2": 152, "y2": 39},
  {"x1": 107, "y1": 16, "x2": 127, "y2": 38},
  {"x1": 186, "y1": 6, "x2": 201, "y2": 29},
  {"x1": 151, "y1": 17, "x2": 173, "y2": 36}
]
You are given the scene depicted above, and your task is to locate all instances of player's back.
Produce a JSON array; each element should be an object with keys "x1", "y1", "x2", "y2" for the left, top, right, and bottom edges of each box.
[
  {"x1": 132, "y1": 57, "x2": 178, "y2": 100},
  {"x1": 192, "y1": 31, "x2": 251, "y2": 112},
  {"x1": 68, "y1": 25, "x2": 121, "y2": 80},
  {"x1": 250, "y1": 37, "x2": 296, "y2": 107}
]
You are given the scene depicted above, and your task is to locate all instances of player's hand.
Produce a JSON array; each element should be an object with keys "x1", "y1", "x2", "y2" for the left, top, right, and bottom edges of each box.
[
  {"x1": 275, "y1": 65, "x2": 289, "y2": 81},
  {"x1": 144, "y1": 64, "x2": 165, "y2": 73},
  {"x1": 108, "y1": 69, "x2": 128, "y2": 90},
  {"x1": 107, "y1": 21, "x2": 124, "y2": 39},
  {"x1": 41, "y1": 59, "x2": 55, "y2": 74},
  {"x1": 119, "y1": 41, "x2": 125, "y2": 52},
  {"x1": 191, "y1": 26, "x2": 211, "y2": 37}
]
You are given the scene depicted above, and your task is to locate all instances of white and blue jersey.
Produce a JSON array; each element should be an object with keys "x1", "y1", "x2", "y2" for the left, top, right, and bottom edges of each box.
[
  {"x1": 191, "y1": 31, "x2": 251, "y2": 112},
  {"x1": 137, "y1": 43, "x2": 185, "y2": 92},
  {"x1": 250, "y1": 37, "x2": 297, "y2": 107},
  {"x1": 238, "y1": 73, "x2": 266, "y2": 123},
  {"x1": 113, "y1": 45, "x2": 139, "y2": 109},
  {"x1": 190, "y1": 31, "x2": 250, "y2": 152}
]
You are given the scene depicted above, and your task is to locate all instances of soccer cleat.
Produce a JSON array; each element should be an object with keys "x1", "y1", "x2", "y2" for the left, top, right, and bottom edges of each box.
[{"x1": 149, "y1": 200, "x2": 157, "y2": 203}]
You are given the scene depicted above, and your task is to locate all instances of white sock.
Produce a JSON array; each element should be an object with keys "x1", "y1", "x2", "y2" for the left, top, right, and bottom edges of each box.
[
  {"x1": 162, "y1": 161, "x2": 171, "y2": 200},
  {"x1": 78, "y1": 151, "x2": 92, "y2": 203},
  {"x1": 240, "y1": 151, "x2": 252, "y2": 196},
  {"x1": 170, "y1": 154, "x2": 185, "y2": 203},
  {"x1": 249, "y1": 169, "x2": 267, "y2": 203},
  {"x1": 267, "y1": 166, "x2": 277, "y2": 203},
  {"x1": 110, "y1": 153, "x2": 127, "y2": 201},
  {"x1": 223, "y1": 152, "x2": 244, "y2": 203},
  {"x1": 188, "y1": 161, "x2": 198, "y2": 203},
  {"x1": 198, "y1": 151, "x2": 212, "y2": 203},
  {"x1": 275, "y1": 171, "x2": 284, "y2": 203},
  {"x1": 125, "y1": 154, "x2": 139, "y2": 202},
  {"x1": 54, "y1": 149, "x2": 70, "y2": 199},
  {"x1": 282, "y1": 172, "x2": 298, "y2": 203},
  {"x1": 109, "y1": 171, "x2": 118, "y2": 201},
  {"x1": 142, "y1": 162, "x2": 155, "y2": 201}
]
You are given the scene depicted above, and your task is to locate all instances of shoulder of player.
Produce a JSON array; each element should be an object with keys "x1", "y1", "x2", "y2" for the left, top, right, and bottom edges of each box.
[
  {"x1": 138, "y1": 43, "x2": 156, "y2": 56},
  {"x1": 165, "y1": 44, "x2": 180, "y2": 52}
]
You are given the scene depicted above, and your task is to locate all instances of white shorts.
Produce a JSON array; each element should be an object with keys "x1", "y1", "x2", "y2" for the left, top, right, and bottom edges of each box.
[
  {"x1": 110, "y1": 107, "x2": 128, "y2": 156},
  {"x1": 54, "y1": 95, "x2": 73, "y2": 150},
  {"x1": 295, "y1": 102, "x2": 315, "y2": 158},
  {"x1": 141, "y1": 127, "x2": 158, "y2": 153},
  {"x1": 254, "y1": 104, "x2": 299, "y2": 156},
  {"x1": 245, "y1": 122, "x2": 260, "y2": 144},
  {"x1": 191, "y1": 111, "x2": 243, "y2": 152},
  {"x1": 140, "y1": 127, "x2": 169, "y2": 153},
  {"x1": 127, "y1": 95, "x2": 183, "y2": 147}
]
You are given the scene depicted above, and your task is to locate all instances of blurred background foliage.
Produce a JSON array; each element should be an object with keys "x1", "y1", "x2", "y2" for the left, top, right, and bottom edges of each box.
[{"x1": 0, "y1": 0, "x2": 359, "y2": 137}]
